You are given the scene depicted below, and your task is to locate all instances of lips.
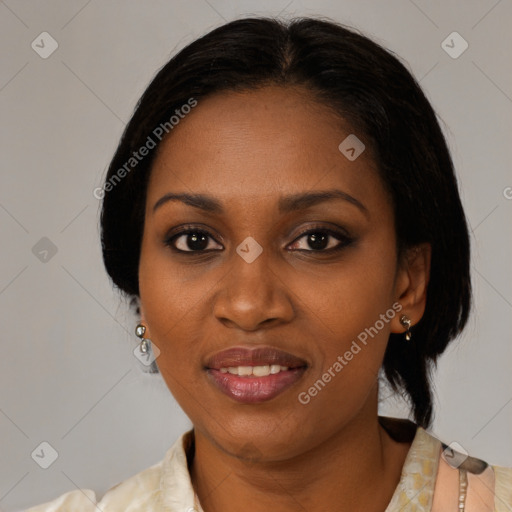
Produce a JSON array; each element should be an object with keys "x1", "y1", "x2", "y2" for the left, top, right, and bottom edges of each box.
[
  {"x1": 205, "y1": 346, "x2": 308, "y2": 404},
  {"x1": 205, "y1": 346, "x2": 308, "y2": 370}
]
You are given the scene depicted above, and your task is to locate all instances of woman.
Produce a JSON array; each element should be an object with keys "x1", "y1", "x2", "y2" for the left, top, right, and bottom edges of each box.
[{"x1": 26, "y1": 16, "x2": 511, "y2": 512}]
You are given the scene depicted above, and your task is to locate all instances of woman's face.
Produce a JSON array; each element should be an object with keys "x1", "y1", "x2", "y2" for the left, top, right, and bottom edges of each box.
[{"x1": 139, "y1": 85, "x2": 418, "y2": 460}]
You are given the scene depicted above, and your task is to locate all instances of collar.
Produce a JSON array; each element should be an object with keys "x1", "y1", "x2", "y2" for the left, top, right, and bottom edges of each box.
[{"x1": 157, "y1": 419, "x2": 441, "y2": 512}]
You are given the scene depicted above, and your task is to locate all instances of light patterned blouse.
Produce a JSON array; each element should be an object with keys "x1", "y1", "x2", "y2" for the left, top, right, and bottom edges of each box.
[{"x1": 24, "y1": 417, "x2": 512, "y2": 511}]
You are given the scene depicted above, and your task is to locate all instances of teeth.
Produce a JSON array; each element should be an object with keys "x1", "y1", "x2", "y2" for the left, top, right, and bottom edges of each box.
[
  {"x1": 238, "y1": 366, "x2": 253, "y2": 376},
  {"x1": 219, "y1": 365, "x2": 289, "y2": 376},
  {"x1": 253, "y1": 365, "x2": 270, "y2": 377}
]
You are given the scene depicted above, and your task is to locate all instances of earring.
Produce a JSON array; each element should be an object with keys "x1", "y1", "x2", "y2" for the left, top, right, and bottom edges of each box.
[
  {"x1": 135, "y1": 323, "x2": 150, "y2": 353},
  {"x1": 399, "y1": 315, "x2": 412, "y2": 341}
]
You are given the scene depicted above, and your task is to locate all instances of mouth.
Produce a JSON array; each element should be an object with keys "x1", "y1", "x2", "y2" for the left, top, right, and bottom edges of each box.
[{"x1": 204, "y1": 346, "x2": 308, "y2": 404}]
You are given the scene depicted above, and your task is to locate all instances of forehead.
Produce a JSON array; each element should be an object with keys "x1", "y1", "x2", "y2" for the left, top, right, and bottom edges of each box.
[{"x1": 147, "y1": 86, "x2": 384, "y2": 210}]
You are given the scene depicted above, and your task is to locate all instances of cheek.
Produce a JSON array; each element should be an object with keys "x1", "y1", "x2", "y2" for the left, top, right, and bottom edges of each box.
[
  {"x1": 138, "y1": 230, "x2": 208, "y2": 323},
  {"x1": 296, "y1": 241, "x2": 397, "y2": 340},
  {"x1": 138, "y1": 240, "x2": 201, "y2": 372},
  {"x1": 292, "y1": 240, "x2": 398, "y2": 408}
]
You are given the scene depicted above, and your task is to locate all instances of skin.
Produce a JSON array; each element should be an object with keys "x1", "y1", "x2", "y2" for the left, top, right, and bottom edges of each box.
[{"x1": 138, "y1": 85, "x2": 431, "y2": 512}]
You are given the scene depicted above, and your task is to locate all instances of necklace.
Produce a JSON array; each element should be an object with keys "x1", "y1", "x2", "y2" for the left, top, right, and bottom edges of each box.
[{"x1": 458, "y1": 468, "x2": 468, "y2": 511}]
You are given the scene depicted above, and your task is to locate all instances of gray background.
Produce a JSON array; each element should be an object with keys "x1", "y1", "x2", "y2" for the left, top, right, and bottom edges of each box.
[{"x1": 1, "y1": 1, "x2": 511, "y2": 510}]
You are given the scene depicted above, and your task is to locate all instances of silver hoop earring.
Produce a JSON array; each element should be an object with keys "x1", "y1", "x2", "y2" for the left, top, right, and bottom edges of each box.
[
  {"x1": 135, "y1": 323, "x2": 150, "y2": 353},
  {"x1": 399, "y1": 315, "x2": 412, "y2": 341}
]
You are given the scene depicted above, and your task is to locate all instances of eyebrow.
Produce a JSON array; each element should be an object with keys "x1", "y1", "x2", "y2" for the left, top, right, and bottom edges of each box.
[{"x1": 152, "y1": 189, "x2": 368, "y2": 217}]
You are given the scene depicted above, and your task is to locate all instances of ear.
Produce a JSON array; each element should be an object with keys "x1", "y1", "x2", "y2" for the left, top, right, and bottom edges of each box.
[{"x1": 390, "y1": 243, "x2": 431, "y2": 334}]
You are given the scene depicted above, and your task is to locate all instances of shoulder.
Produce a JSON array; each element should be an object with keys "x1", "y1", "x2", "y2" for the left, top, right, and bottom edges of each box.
[
  {"x1": 23, "y1": 435, "x2": 186, "y2": 512},
  {"x1": 23, "y1": 489, "x2": 99, "y2": 512},
  {"x1": 24, "y1": 461, "x2": 163, "y2": 512},
  {"x1": 96, "y1": 457, "x2": 164, "y2": 510},
  {"x1": 380, "y1": 418, "x2": 512, "y2": 512},
  {"x1": 492, "y1": 464, "x2": 512, "y2": 511},
  {"x1": 425, "y1": 429, "x2": 512, "y2": 512}
]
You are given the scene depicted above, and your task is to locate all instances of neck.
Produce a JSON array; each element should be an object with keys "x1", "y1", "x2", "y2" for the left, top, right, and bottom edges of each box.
[{"x1": 190, "y1": 390, "x2": 413, "y2": 512}]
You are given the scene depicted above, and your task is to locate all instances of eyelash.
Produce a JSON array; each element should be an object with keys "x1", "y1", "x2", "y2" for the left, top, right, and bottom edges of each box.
[{"x1": 164, "y1": 224, "x2": 354, "y2": 255}]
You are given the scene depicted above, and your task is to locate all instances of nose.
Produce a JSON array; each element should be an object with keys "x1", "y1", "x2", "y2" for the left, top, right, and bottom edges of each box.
[{"x1": 212, "y1": 248, "x2": 295, "y2": 331}]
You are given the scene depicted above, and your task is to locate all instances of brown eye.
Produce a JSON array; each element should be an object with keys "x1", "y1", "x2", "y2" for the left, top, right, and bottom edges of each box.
[
  {"x1": 288, "y1": 229, "x2": 353, "y2": 252},
  {"x1": 165, "y1": 229, "x2": 223, "y2": 252}
]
